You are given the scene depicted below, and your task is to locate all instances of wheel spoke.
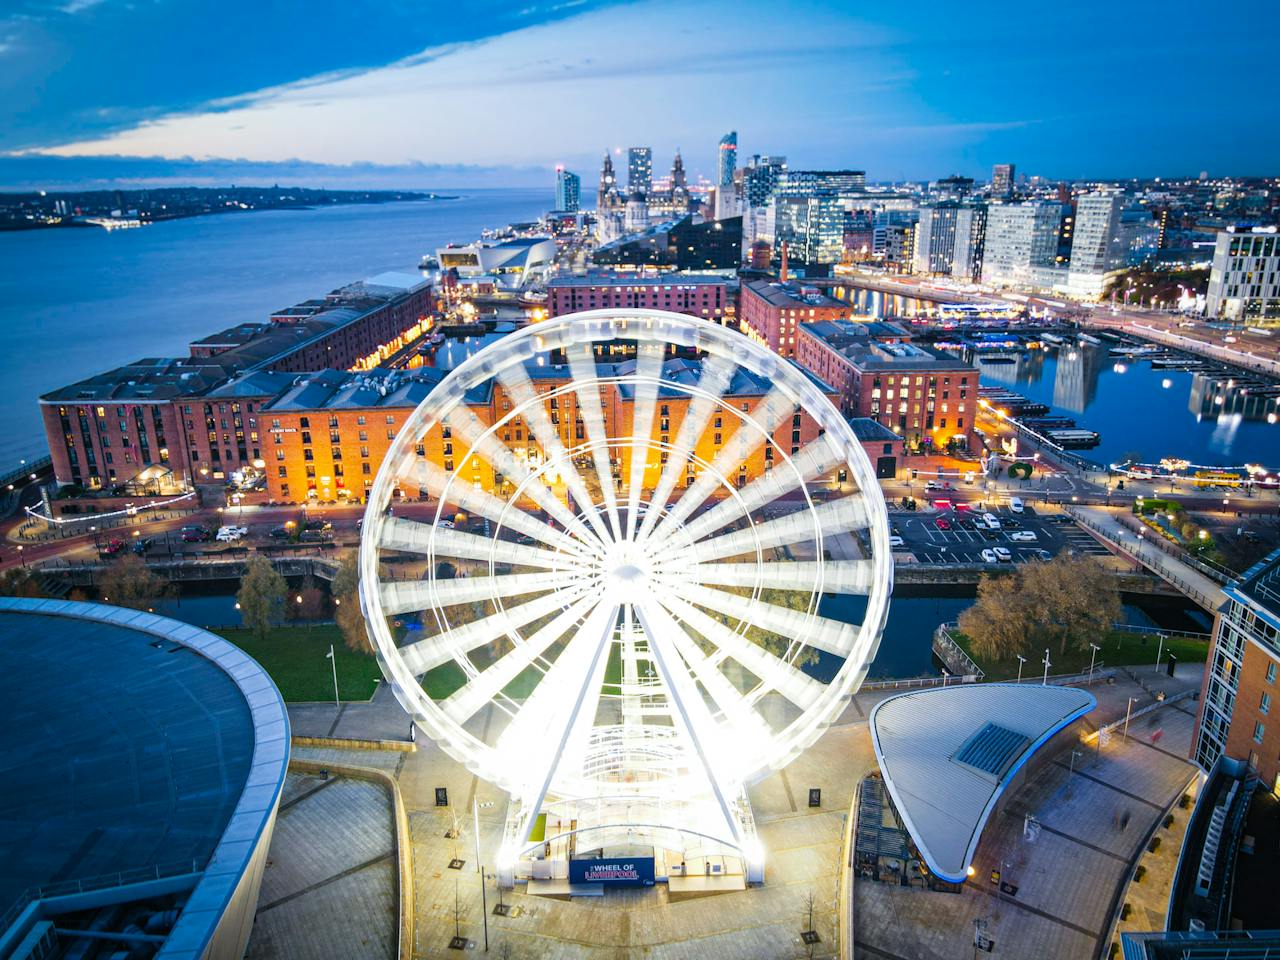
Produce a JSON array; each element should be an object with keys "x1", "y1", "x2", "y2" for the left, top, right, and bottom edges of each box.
[
  {"x1": 633, "y1": 600, "x2": 749, "y2": 839},
  {"x1": 497, "y1": 600, "x2": 620, "y2": 817},
  {"x1": 441, "y1": 592, "x2": 603, "y2": 725},
  {"x1": 567, "y1": 342, "x2": 624, "y2": 541},
  {"x1": 651, "y1": 384, "x2": 796, "y2": 541},
  {"x1": 654, "y1": 496, "x2": 869, "y2": 565},
  {"x1": 494, "y1": 362, "x2": 614, "y2": 544},
  {"x1": 650, "y1": 590, "x2": 826, "y2": 711},
  {"x1": 677, "y1": 435, "x2": 846, "y2": 544},
  {"x1": 438, "y1": 402, "x2": 601, "y2": 546},
  {"x1": 634, "y1": 599, "x2": 774, "y2": 749},
  {"x1": 410, "y1": 460, "x2": 597, "y2": 559},
  {"x1": 624, "y1": 342, "x2": 666, "y2": 540},
  {"x1": 398, "y1": 585, "x2": 594, "y2": 676},
  {"x1": 379, "y1": 516, "x2": 583, "y2": 570},
  {"x1": 636, "y1": 353, "x2": 737, "y2": 542},
  {"x1": 379, "y1": 570, "x2": 583, "y2": 617},
  {"x1": 670, "y1": 559, "x2": 873, "y2": 594},
  {"x1": 664, "y1": 578, "x2": 857, "y2": 658}
]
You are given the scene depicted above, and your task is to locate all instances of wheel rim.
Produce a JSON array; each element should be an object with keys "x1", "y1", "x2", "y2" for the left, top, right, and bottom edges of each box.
[{"x1": 359, "y1": 309, "x2": 892, "y2": 807}]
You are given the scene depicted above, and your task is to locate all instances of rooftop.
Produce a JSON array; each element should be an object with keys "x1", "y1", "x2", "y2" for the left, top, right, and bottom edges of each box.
[
  {"x1": 40, "y1": 358, "x2": 236, "y2": 404},
  {"x1": 801, "y1": 318, "x2": 912, "y2": 347},
  {"x1": 742, "y1": 278, "x2": 848, "y2": 310},
  {"x1": 547, "y1": 273, "x2": 728, "y2": 289},
  {"x1": 0, "y1": 597, "x2": 288, "y2": 959},
  {"x1": 849, "y1": 417, "x2": 901, "y2": 444},
  {"x1": 870, "y1": 683, "x2": 1095, "y2": 882},
  {"x1": 1223, "y1": 546, "x2": 1280, "y2": 634}
]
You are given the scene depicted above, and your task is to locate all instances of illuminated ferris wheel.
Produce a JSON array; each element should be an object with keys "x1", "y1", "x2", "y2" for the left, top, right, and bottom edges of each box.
[{"x1": 358, "y1": 309, "x2": 892, "y2": 881}]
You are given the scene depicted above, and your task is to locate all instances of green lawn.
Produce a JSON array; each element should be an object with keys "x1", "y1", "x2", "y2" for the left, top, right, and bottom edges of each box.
[
  {"x1": 218, "y1": 625, "x2": 382, "y2": 702},
  {"x1": 420, "y1": 636, "x2": 628, "y2": 702},
  {"x1": 953, "y1": 629, "x2": 1211, "y2": 681}
]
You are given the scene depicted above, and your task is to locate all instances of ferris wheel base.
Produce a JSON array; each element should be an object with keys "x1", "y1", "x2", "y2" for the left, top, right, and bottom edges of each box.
[{"x1": 496, "y1": 789, "x2": 766, "y2": 890}]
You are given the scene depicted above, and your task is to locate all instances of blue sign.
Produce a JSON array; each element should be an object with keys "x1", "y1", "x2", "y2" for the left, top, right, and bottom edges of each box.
[{"x1": 568, "y1": 857, "x2": 655, "y2": 886}]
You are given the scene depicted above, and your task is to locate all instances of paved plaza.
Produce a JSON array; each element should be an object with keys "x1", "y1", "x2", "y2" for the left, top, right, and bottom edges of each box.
[{"x1": 244, "y1": 665, "x2": 1203, "y2": 960}]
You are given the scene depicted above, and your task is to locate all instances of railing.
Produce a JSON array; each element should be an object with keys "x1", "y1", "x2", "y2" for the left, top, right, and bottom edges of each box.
[
  {"x1": 933, "y1": 623, "x2": 985, "y2": 680},
  {"x1": 1114, "y1": 511, "x2": 1237, "y2": 584},
  {"x1": 0, "y1": 454, "x2": 51, "y2": 490},
  {"x1": 0, "y1": 858, "x2": 201, "y2": 937},
  {"x1": 1110, "y1": 622, "x2": 1211, "y2": 642},
  {"x1": 1066, "y1": 508, "x2": 1224, "y2": 611}
]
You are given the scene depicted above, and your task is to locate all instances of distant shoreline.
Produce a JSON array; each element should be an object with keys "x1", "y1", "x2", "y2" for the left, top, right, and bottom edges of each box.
[{"x1": 0, "y1": 191, "x2": 459, "y2": 234}]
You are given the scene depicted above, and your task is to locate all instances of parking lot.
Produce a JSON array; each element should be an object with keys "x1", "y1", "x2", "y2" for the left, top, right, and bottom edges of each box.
[{"x1": 890, "y1": 505, "x2": 1113, "y2": 565}]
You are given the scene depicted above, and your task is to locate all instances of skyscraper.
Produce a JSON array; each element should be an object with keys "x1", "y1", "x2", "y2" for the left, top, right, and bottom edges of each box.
[
  {"x1": 717, "y1": 131, "x2": 738, "y2": 188},
  {"x1": 981, "y1": 202, "x2": 1062, "y2": 288},
  {"x1": 991, "y1": 163, "x2": 1015, "y2": 198},
  {"x1": 627, "y1": 147, "x2": 653, "y2": 196},
  {"x1": 1067, "y1": 190, "x2": 1126, "y2": 299},
  {"x1": 743, "y1": 155, "x2": 787, "y2": 208},
  {"x1": 914, "y1": 203, "x2": 986, "y2": 279},
  {"x1": 554, "y1": 166, "x2": 580, "y2": 213}
]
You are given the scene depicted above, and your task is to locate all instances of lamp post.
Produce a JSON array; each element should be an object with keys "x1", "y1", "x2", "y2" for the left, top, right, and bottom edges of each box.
[
  {"x1": 1123, "y1": 696, "x2": 1138, "y2": 742},
  {"x1": 1015, "y1": 654, "x2": 1026, "y2": 684},
  {"x1": 1088, "y1": 643, "x2": 1100, "y2": 683},
  {"x1": 326, "y1": 644, "x2": 340, "y2": 707},
  {"x1": 1155, "y1": 633, "x2": 1166, "y2": 674},
  {"x1": 1041, "y1": 648, "x2": 1051, "y2": 686}
]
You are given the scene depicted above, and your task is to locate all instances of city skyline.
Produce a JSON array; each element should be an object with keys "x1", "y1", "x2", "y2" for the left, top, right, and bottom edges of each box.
[{"x1": 2, "y1": 0, "x2": 1279, "y2": 191}]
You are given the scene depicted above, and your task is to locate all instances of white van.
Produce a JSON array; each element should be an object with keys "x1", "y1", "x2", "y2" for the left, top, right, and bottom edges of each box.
[{"x1": 1009, "y1": 497, "x2": 1024, "y2": 514}]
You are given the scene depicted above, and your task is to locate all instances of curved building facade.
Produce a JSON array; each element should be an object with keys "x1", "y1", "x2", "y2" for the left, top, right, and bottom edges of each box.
[{"x1": 0, "y1": 597, "x2": 289, "y2": 960}]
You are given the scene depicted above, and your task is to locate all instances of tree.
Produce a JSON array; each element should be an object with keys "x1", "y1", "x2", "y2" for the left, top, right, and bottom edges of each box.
[
  {"x1": 0, "y1": 568, "x2": 46, "y2": 599},
  {"x1": 292, "y1": 575, "x2": 326, "y2": 621},
  {"x1": 331, "y1": 551, "x2": 372, "y2": 654},
  {"x1": 959, "y1": 555, "x2": 1121, "y2": 660},
  {"x1": 237, "y1": 556, "x2": 286, "y2": 639},
  {"x1": 99, "y1": 554, "x2": 171, "y2": 611}
]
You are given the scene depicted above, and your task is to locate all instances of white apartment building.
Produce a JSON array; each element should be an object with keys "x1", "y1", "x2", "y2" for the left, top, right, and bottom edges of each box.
[
  {"x1": 1067, "y1": 190, "x2": 1127, "y2": 300},
  {"x1": 981, "y1": 202, "x2": 1061, "y2": 289},
  {"x1": 1206, "y1": 225, "x2": 1280, "y2": 322}
]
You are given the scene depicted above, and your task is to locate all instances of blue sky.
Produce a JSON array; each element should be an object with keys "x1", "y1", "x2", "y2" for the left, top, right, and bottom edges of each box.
[{"x1": 2, "y1": 0, "x2": 1278, "y2": 189}]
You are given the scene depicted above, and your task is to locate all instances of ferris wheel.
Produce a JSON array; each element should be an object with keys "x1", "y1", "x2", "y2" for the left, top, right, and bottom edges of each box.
[{"x1": 358, "y1": 309, "x2": 892, "y2": 876}]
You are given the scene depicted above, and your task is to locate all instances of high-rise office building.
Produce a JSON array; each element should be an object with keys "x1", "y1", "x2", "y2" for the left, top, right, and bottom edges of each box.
[
  {"x1": 744, "y1": 155, "x2": 787, "y2": 208},
  {"x1": 914, "y1": 203, "x2": 986, "y2": 279},
  {"x1": 779, "y1": 170, "x2": 867, "y2": 197},
  {"x1": 1067, "y1": 190, "x2": 1127, "y2": 299},
  {"x1": 991, "y1": 163, "x2": 1015, "y2": 198},
  {"x1": 717, "y1": 131, "x2": 738, "y2": 188},
  {"x1": 554, "y1": 166, "x2": 580, "y2": 213},
  {"x1": 1206, "y1": 225, "x2": 1280, "y2": 322},
  {"x1": 981, "y1": 202, "x2": 1063, "y2": 288},
  {"x1": 627, "y1": 147, "x2": 653, "y2": 197}
]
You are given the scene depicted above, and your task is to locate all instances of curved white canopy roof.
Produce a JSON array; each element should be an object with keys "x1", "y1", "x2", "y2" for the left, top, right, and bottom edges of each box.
[{"x1": 869, "y1": 683, "x2": 1095, "y2": 883}]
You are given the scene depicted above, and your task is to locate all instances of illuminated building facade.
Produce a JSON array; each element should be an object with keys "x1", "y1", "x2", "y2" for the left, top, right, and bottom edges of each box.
[
  {"x1": 547, "y1": 275, "x2": 729, "y2": 322},
  {"x1": 739, "y1": 278, "x2": 852, "y2": 357}
]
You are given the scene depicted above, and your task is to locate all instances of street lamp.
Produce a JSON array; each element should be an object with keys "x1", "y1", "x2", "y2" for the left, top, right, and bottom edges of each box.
[
  {"x1": 1015, "y1": 654, "x2": 1026, "y2": 684},
  {"x1": 1041, "y1": 648, "x2": 1051, "y2": 685},
  {"x1": 1088, "y1": 643, "x2": 1100, "y2": 683},
  {"x1": 1123, "y1": 696, "x2": 1138, "y2": 742}
]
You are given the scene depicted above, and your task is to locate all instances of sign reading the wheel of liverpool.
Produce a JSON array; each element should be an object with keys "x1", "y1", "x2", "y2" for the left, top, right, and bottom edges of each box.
[
  {"x1": 569, "y1": 857, "x2": 655, "y2": 886},
  {"x1": 358, "y1": 309, "x2": 893, "y2": 884}
]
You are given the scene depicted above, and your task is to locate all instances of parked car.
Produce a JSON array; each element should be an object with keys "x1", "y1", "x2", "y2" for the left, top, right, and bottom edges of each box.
[
  {"x1": 268, "y1": 525, "x2": 291, "y2": 540},
  {"x1": 980, "y1": 513, "x2": 1002, "y2": 530},
  {"x1": 437, "y1": 519, "x2": 455, "y2": 529},
  {"x1": 103, "y1": 538, "x2": 126, "y2": 555},
  {"x1": 980, "y1": 548, "x2": 998, "y2": 563},
  {"x1": 934, "y1": 517, "x2": 951, "y2": 530},
  {"x1": 180, "y1": 525, "x2": 210, "y2": 543},
  {"x1": 1002, "y1": 517, "x2": 1022, "y2": 528},
  {"x1": 1009, "y1": 497, "x2": 1024, "y2": 514},
  {"x1": 1033, "y1": 549, "x2": 1053, "y2": 561},
  {"x1": 888, "y1": 535, "x2": 905, "y2": 548},
  {"x1": 216, "y1": 525, "x2": 248, "y2": 542},
  {"x1": 302, "y1": 518, "x2": 332, "y2": 532},
  {"x1": 993, "y1": 546, "x2": 1013, "y2": 562},
  {"x1": 299, "y1": 530, "x2": 332, "y2": 543},
  {"x1": 956, "y1": 518, "x2": 975, "y2": 530},
  {"x1": 1009, "y1": 530, "x2": 1038, "y2": 542},
  {"x1": 925, "y1": 480, "x2": 942, "y2": 491},
  {"x1": 131, "y1": 537, "x2": 154, "y2": 555}
]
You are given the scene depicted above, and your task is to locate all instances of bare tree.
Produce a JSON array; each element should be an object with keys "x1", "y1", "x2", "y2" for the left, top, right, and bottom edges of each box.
[
  {"x1": 237, "y1": 556, "x2": 285, "y2": 639},
  {"x1": 98, "y1": 554, "x2": 171, "y2": 611},
  {"x1": 331, "y1": 551, "x2": 372, "y2": 653}
]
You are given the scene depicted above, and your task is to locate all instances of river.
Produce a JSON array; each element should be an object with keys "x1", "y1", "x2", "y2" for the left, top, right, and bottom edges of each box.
[{"x1": 0, "y1": 188, "x2": 549, "y2": 464}]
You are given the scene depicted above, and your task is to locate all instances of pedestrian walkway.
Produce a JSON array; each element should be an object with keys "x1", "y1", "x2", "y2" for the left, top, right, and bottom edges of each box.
[{"x1": 1070, "y1": 506, "x2": 1224, "y2": 610}]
